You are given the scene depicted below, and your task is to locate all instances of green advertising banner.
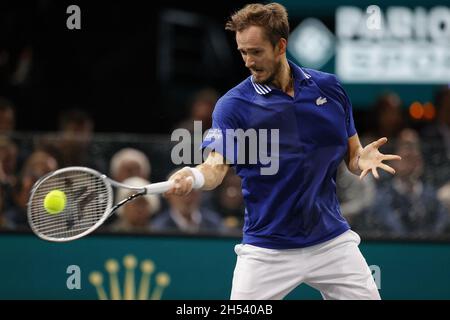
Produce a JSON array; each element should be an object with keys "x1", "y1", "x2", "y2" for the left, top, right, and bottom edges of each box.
[
  {"x1": 280, "y1": 0, "x2": 450, "y2": 108},
  {"x1": 0, "y1": 233, "x2": 449, "y2": 300}
]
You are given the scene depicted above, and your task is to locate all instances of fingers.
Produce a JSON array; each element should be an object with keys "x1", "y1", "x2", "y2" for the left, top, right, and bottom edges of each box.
[
  {"x1": 360, "y1": 162, "x2": 397, "y2": 181},
  {"x1": 359, "y1": 168, "x2": 370, "y2": 180},
  {"x1": 371, "y1": 167, "x2": 380, "y2": 179},
  {"x1": 382, "y1": 154, "x2": 402, "y2": 161},
  {"x1": 164, "y1": 169, "x2": 194, "y2": 196},
  {"x1": 372, "y1": 137, "x2": 388, "y2": 148},
  {"x1": 359, "y1": 167, "x2": 379, "y2": 180},
  {"x1": 379, "y1": 163, "x2": 396, "y2": 175},
  {"x1": 176, "y1": 176, "x2": 193, "y2": 195},
  {"x1": 165, "y1": 176, "x2": 193, "y2": 196}
]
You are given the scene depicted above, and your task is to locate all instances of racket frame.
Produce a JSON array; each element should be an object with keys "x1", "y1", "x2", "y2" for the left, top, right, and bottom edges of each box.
[{"x1": 27, "y1": 166, "x2": 173, "y2": 242}]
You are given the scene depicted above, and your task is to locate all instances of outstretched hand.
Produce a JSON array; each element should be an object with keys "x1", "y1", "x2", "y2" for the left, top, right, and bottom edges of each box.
[{"x1": 358, "y1": 137, "x2": 402, "y2": 180}]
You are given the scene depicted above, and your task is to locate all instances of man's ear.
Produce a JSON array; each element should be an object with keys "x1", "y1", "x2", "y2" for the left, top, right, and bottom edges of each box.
[{"x1": 276, "y1": 38, "x2": 287, "y2": 56}]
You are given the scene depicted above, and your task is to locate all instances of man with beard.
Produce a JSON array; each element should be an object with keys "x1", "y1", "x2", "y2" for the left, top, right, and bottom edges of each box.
[{"x1": 166, "y1": 3, "x2": 401, "y2": 300}]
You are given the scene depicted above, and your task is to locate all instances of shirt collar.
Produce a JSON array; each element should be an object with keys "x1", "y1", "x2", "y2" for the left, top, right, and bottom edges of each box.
[
  {"x1": 289, "y1": 60, "x2": 311, "y2": 82},
  {"x1": 250, "y1": 60, "x2": 311, "y2": 96},
  {"x1": 250, "y1": 76, "x2": 272, "y2": 95}
]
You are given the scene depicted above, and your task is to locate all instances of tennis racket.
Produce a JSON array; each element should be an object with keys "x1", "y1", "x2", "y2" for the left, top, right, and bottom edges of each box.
[{"x1": 27, "y1": 166, "x2": 186, "y2": 242}]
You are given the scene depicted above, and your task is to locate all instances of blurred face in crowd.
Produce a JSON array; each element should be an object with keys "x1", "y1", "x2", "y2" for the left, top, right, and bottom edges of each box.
[
  {"x1": 62, "y1": 120, "x2": 93, "y2": 147},
  {"x1": 13, "y1": 151, "x2": 58, "y2": 209},
  {"x1": 24, "y1": 150, "x2": 58, "y2": 177},
  {"x1": 377, "y1": 94, "x2": 403, "y2": 137},
  {"x1": 392, "y1": 130, "x2": 423, "y2": 180},
  {"x1": 167, "y1": 190, "x2": 201, "y2": 217},
  {"x1": 218, "y1": 173, "x2": 243, "y2": 210},
  {"x1": 15, "y1": 175, "x2": 36, "y2": 208},
  {"x1": 122, "y1": 197, "x2": 152, "y2": 227},
  {"x1": 15, "y1": 166, "x2": 52, "y2": 209},
  {"x1": 0, "y1": 108, "x2": 15, "y2": 134},
  {"x1": 192, "y1": 100, "x2": 214, "y2": 129},
  {"x1": 0, "y1": 140, "x2": 18, "y2": 175},
  {"x1": 54, "y1": 117, "x2": 94, "y2": 167},
  {"x1": 115, "y1": 160, "x2": 147, "y2": 182},
  {"x1": 236, "y1": 26, "x2": 286, "y2": 84}
]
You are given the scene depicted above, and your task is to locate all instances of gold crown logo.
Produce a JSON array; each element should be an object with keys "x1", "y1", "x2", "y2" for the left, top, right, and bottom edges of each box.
[{"x1": 89, "y1": 254, "x2": 171, "y2": 300}]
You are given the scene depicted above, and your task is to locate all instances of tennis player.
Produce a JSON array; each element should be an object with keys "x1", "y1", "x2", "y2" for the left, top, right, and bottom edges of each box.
[{"x1": 166, "y1": 3, "x2": 401, "y2": 300}]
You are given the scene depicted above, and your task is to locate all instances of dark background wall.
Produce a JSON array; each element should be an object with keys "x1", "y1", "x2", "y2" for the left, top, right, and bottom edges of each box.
[
  {"x1": 0, "y1": 0, "x2": 250, "y2": 133},
  {"x1": 1, "y1": 0, "x2": 447, "y2": 135}
]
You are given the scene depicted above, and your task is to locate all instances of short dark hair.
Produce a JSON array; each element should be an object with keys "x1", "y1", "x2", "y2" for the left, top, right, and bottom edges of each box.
[
  {"x1": 58, "y1": 108, "x2": 93, "y2": 131},
  {"x1": 0, "y1": 97, "x2": 14, "y2": 112},
  {"x1": 225, "y1": 3, "x2": 289, "y2": 47}
]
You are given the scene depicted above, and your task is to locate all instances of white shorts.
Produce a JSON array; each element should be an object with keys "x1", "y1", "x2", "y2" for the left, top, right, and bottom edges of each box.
[{"x1": 230, "y1": 230, "x2": 381, "y2": 300}]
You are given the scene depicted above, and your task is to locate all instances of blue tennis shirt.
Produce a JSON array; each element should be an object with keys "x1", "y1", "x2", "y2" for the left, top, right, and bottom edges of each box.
[{"x1": 201, "y1": 60, "x2": 357, "y2": 249}]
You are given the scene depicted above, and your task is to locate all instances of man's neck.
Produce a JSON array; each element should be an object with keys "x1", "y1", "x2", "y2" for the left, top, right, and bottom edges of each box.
[{"x1": 270, "y1": 58, "x2": 293, "y2": 96}]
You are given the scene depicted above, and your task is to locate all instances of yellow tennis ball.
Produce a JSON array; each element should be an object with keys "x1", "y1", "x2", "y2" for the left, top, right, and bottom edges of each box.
[{"x1": 43, "y1": 190, "x2": 67, "y2": 214}]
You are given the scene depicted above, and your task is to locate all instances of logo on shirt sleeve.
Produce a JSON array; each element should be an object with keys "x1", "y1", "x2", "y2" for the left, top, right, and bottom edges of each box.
[{"x1": 316, "y1": 96, "x2": 328, "y2": 106}]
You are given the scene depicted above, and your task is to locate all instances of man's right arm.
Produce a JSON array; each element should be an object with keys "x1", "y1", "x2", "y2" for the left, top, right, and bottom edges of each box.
[{"x1": 165, "y1": 151, "x2": 229, "y2": 196}]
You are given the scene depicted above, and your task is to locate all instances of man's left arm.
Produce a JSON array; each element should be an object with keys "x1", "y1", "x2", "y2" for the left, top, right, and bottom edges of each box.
[
  {"x1": 332, "y1": 73, "x2": 401, "y2": 179},
  {"x1": 346, "y1": 134, "x2": 402, "y2": 180},
  {"x1": 346, "y1": 133, "x2": 364, "y2": 176}
]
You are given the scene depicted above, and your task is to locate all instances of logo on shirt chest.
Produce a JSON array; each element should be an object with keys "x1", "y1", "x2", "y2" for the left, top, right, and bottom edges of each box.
[{"x1": 316, "y1": 96, "x2": 328, "y2": 106}]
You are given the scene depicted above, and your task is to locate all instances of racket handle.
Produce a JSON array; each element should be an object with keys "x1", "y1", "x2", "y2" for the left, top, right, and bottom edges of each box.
[
  {"x1": 185, "y1": 176, "x2": 202, "y2": 189},
  {"x1": 144, "y1": 181, "x2": 174, "y2": 194},
  {"x1": 145, "y1": 176, "x2": 203, "y2": 194}
]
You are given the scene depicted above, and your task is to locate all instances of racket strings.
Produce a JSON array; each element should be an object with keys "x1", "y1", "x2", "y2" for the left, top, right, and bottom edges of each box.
[{"x1": 28, "y1": 170, "x2": 111, "y2": 240}]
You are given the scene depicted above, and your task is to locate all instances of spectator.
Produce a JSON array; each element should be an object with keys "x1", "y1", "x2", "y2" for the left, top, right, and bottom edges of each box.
[
  {"x1": 0, "y1": 136, "x2": 18, "y2": 187},
  {"x1": 108, "y1": 177, "x2": 160, "y2": 233},
  {"x1": 110, "y1": 148, "x2": 151, "y2": 182},
  {"x1": 211, "y1": 170, "x2": 244, "y2": 231},
  {"x1": 362, "y1": 92, "x2": 405, "y2": 146},
  {"x1": 107, "y1": 148, "x2": 156, "y2": 228},
  {"x1": 369, "y1": 129, "x2": 448, "y2": 237},
  {"x1": 57, "y1": 108, "x2": 96, "y2": 167},
  {"x1": 438, "y1": 183, "x2": 450, "y2": 235},
  {"x1": 0, "y1": 97, "x2": 15, "y2": 135},
  {"x1": 336, "y1": 161, "x2": 376, "y2": 231},
  {"x1": 421, "y1": 85, "x2": 450, "y2": 188},
  {"x1": 38, "y1": 108, "x2": 107, "y2": 172},
  {"x1": 0, "y1": 97, "x2": 33, "y2": 173},
  {"x1": 21, "y1": 149, "x2": 58, "y2": 177},
  {"x1": 176, "y1": 88, "x2": 218, "y2": 132},
  {"x1": 3, "y1": 171, "x2": 33, "y2": 229},
  {"x1": 361, "y1": 92, "x2": 405, "y2": 184},
  {"x1": 152, "y1": 170, "x2": 225, "y2": 234},
  {"x1": 4, "y1": 150, "x2": 58, "y2": 229},
  {"x1": 438, "y1": 183, "x2": 450, "y2": 214}
]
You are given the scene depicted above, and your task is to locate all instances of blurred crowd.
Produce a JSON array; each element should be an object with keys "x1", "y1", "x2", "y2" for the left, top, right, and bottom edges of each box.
[
  {"x1": 1, "y1": 85, "x2": 450, "y2": 239},
  {"x1": 0, "y1": 89, "x2": 245, "y2": 236}
]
